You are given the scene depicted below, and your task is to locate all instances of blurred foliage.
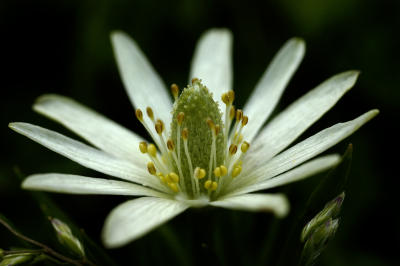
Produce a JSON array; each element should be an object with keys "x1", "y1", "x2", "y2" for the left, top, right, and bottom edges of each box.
[{"x1": 1, "y1": 0, "x2": 398, "y2": 265}]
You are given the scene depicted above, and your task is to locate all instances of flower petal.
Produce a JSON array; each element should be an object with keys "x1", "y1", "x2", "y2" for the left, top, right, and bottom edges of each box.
[
  {"x1": 210, "y1": 193, "x2": 289, "y2": 218},
  {"x1": 102, "y1": 197, "x2": 189, "y2": 248},
  {"x1": 251, "y1": 71, "x2": 359, "y2": 161},
  {"x1": 243, "y1": 38, "x2": 305, "y2": 141},
  {"x1": 246, "y1": 109, "x2": 378, "y2": 180},
  {"x1": 111, "y1": 31, "x2": 172, "y2": 131},
  {"x1": 33, "y1": 94, "x2": 144, "y2": 160},
  {"x1": 9, "y1": 122, "x2": 167, "y2": 192},
  {"x1": 225, "y1": 154, "x2": 340, "y2": 196},
  {"x1": 22, "y1": 173, "x2": 168, "y2": 198},
  {"x1": 189, "y1": 28, "x2": 233, "y2": 110}
]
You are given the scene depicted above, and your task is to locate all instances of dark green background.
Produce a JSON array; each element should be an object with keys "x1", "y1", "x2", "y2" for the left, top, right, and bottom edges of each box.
[{"x1": 1, "y1": 0, "x2": 398, "y2": 265}]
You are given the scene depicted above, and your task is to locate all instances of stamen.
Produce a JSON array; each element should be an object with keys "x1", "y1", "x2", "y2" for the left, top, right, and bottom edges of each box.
[
  {"x1": 148, "y1": 144, "x2": 157, "y2": 157},
  {"x1": 236, "y1": 109, "x2": 243, "y2": 122},
  {"x1": 169, "y1": 172, "x2": 180, "y2": 183},
  {"x1": 167, "y1": 138, "x2": 174, "y2": 151},
  {"x1": 229, "y1": 144, "x2": 238, "y2": 155},
  {"x1": 242, "y1": 116, "x2": 248, "y2": 127},
  {"x1": 204, "y1": 180, "x2": 218, "y2": 191},
  {"x1": 155, "y1": 119, "x2": 164, "y2": 135},
  {"x1": 157, "y1": 172, "x2": 166, "y2": 183},
  {"x1": 135, "y1": 109, "x2": 143, "y2": 122},
  {"x1": 214, "y1": 167, "x2": 221, "y2": 177},
  {"x1": 232, "y1": 165, "x2": 242, "y2": 178},
  {"x1": 171, "y1": 83, "x2": 179, "y2": 100},
  {"x1": 194, "y1": 167, "x2": 206, "y2": 179},
  {"x1": 135, "y1": 108, "x2": 162, "y2": 149},
  {"x1": 241, "y1": 141, "x2": 250, "y2": 153},
  {"x1": 182, "y1": 128, "x2": 195, "y2": 194},
  {"x1": 147, "y1": 162, "x2": 156, "y2": 175},
  {"x1": 220, "y1": 165, "x2": 228, "y2": 176},
  {"x1": 168, "y1": 182, "x2": 179, "y2": 193},
  {"x1": 139, "y1": 142, "x2": 148, "y2": 154},
  {"x1": 146, "y1": 107, "x2": 154, "y2": 121},
  {"x1": 177, "y1": 112, "x2": 185, "y2": 125}
]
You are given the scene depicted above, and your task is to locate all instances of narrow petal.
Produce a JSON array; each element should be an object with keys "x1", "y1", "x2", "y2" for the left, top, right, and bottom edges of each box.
[
  {"x1": 252, "y1": 71, "x2": 359, "y2": 161},
  {"x1": 243, "y1": 38, "x2": 305, "y2": 141},
  {"x1": 9, "y1": 122, "x2": 166, "y2": 192},
  {"x1": 102, "y1": 197, "x2": 189, "y2": 248},
  {"x1": 111, "y1": 31, "x2": 172, "y2": 130},
  {"x1": 211, "y1": 193, "x2": 289, "y2": 218},
  {"x1": 22, "y1": 173, "x2": 168, "y2": 198},
  {"x1": 189, "y1": 28, "x2": 233, "y2": 110},
  {"x1": 225, "y1": 154, "x2": 340, "y2": 196},
  {"x1": 247, "y1": 110, "x2": 378, "y2": 180},
  {"x1": 33, "y1": 94, "x2": 144, "y2": 160}
]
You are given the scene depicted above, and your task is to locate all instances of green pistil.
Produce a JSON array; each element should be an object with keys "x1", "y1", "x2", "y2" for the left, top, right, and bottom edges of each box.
[{"x1": 170, "y1": 80, "x2": 224, "y2": 197}]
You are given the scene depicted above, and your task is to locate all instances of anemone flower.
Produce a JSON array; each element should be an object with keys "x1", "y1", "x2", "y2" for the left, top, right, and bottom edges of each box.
[{"x1": 9, "y1": 28, "x2": 378, "y2": 248}]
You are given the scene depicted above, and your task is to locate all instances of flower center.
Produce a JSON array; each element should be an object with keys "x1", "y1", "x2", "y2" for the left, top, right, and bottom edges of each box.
[{"x1": 136, "y1": 79, "x2": 250, "y2": 200}]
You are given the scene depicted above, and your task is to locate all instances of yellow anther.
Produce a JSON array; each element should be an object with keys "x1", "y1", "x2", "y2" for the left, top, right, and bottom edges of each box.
[
  {"x1": 229, "y1": 144, "x2": 238, "y2": 155},
  {"x1": 139, "y1": 142, "x2": 148, "y2": 153},
  {"x1": 214, "y1": 167, "x2": 221, "y2": 177},
  {"x1": 148, "y1": 144, "x2": 157, "y2": 157},
  {"x1": 221, "y1": 92, "x2": 230, "y2": 105},
  {"x1": 170, "y1": 83, "x2": 179, "y2": 100},
  {"x1": 206, "y1": 118, "x2": 215, "y2": 131},
  {"x1": 204, "y1": 180, "x2": 212, "y2": 190},
  {"x1": 182, "y1": 128, "x2": 189, "y2": 140},
  {"x1": 232, "y1": 165, "x2": 242, "y2": 178},
  {"x1": 135, "y1": 109, "x2": 143, "y2": 122},
  {"x1": 194, "y1": 167, "x2": 206, "y2": 179},
  {"x1": 167, "y1": 138, "x2": 174, "y2": 151},
  {"x1": 242, "y1": 116, "x2": 248, "y2": 126},
  {"x1": 236, "y1": 109, "x2": 243, "y2": 122},
  {"x1": 220, "y1": 165, "x2": 228, "y2": 176},
  {"x1": 169, "y1": 172, "x2": 179, "y2": 183},
  {"x1": 241, "y1": 141, "x2": 250, "y2": 153},
  {"x1": 164, "y1": 174, "x2": 172, "y2": 183},
  {"x1": 168, "y1": 182, "x2": 179, "y2": 193},
  {"x1": 192, "y1": 77, "x2": 199, "y2": 84},
  {"x1": 146, "y1": 107, "x2": 154, "y2": 121},
  {"x1": 229, "y1": 106, "x2": 236, "y2": 120},
  {"x1": 227, "y1": 90, "x2": 235, "y2": 104},
  {"x1": 155, "y1": 119, "x2": 164, "y2": 135},
  {"x1": 157, "y1": 173, "x2": 166, "y2": 183},
  {"x1": 211, "y1": 181, "x2": 218, "y2": 191},
  {"x1": 147, "y1": 162, "x2": 156, "y2": 175},
  {"x1": 177, "y1": 112, "x2": 185, "y2": 125}
]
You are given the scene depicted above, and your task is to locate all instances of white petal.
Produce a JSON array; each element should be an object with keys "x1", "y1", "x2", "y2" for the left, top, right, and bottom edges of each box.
[
  {"x1": 102, "y1": 197, "x2": 189, "y2": 248},
  {"x1": 243, "y1": 38, "x2": 305, "y2": 141},
  {"x1": 226, "y1": 154, "x2": 340, "y2": 196},
  {"x1": 189, "y1": 28, "x2": 233, "y2": 110},
  {"x1": 211, "y1": 193, "x2": 289, "y2": 218},
  {"x1": 9, "y1": 122, "x2": 167, "y2": 192},
  {"x1": 111, "y1": 31, "x2": 172, "y2": 131},
  {"x1": 248, "y1": 110, "x2": 378, "y2": 180},
  {"x1": 33, "y1": 94, "x2": 144, "y2": 161},
  {"x1": 251, "y1": 71, "x2": 359, "y2": 161},
  {"x1": 22, "y1": 173, "x2": 168, "y2": 198}
]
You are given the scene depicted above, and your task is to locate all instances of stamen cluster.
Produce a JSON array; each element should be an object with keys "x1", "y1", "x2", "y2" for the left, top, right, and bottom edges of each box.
[{"x1": 135, "y1": 79, "x2": 250, "y2": 200}]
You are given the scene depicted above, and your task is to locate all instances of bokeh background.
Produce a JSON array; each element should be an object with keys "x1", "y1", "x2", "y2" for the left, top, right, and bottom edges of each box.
[{"x1": 1, "y1": 0, "x2": 399, "y2": 265}]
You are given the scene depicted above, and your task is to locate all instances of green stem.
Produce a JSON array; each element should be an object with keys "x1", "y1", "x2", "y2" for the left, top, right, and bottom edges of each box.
[{"x1": 0, "y1": 217, "x2": 96, "y2": 266}]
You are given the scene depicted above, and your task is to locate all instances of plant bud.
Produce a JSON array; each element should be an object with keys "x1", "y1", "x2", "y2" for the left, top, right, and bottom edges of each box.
[{"x1": 50, "y1": 218, "x2": 85, "y2": 258}]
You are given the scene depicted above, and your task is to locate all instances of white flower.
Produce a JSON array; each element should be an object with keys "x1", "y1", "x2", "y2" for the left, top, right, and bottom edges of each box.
[{"x1": 9, "y1": 29, "x2": 378, "y2": 248}]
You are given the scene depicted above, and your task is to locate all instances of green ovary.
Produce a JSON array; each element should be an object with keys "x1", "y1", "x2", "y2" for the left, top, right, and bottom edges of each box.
[{"x1": 170, "y1": 80, "x2": 225, "y2": 197}]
